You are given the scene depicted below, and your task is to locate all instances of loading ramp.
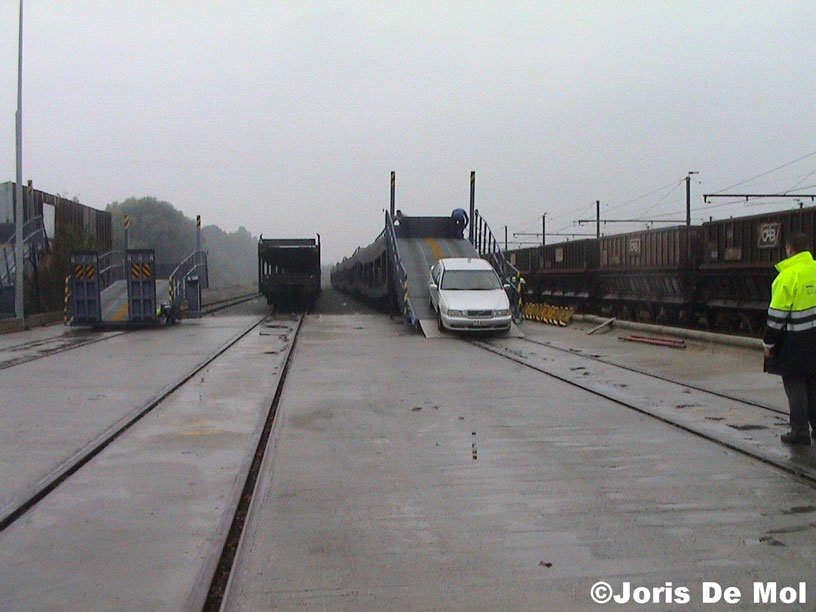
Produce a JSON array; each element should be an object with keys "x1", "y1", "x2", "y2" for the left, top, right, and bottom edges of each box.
[
  {"x1": 333, "y1": 209, "x2": 524, "y2": 338},
  {"x1": 392, "y1": 216, "x2": 522, "y2": 338}
]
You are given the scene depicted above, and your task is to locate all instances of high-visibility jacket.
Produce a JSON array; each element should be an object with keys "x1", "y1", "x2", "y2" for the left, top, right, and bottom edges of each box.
[{"x1": 763, "y1": 250, "x2": 816, "y2": 377}]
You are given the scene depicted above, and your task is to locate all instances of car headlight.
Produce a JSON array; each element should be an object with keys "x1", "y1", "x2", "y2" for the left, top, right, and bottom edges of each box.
[
  {"x1": 494, "y1": 309, "x2": 510, "y2": 316},
  {"x1": 447, "y1": 309, "x2": 465, "y2": 316}
]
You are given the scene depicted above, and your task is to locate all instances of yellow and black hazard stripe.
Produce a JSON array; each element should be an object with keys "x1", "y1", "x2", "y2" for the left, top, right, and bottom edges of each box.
[
  {"x1": 141, "y1": 263, "x2": 152, "y2": 278},
  {"x1": 75, "y1": 265, "x2": 85, "y2": 280},
  {"x1": 131, "y1": 263, "x2": 141, "y2": 279},
  {"x1": 85, "y1": 264, "x2": 95, "y2": 279}
]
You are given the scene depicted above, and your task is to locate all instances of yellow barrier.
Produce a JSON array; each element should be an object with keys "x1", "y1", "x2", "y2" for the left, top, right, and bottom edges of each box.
[{"x1": 522, "y1": 302, "x2": 574, "y2": 326}]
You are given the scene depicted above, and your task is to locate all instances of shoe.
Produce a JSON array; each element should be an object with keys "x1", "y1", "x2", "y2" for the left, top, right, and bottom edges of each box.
[{"x1": 781, "y1": 431, "x2": 811, "y2": 445}]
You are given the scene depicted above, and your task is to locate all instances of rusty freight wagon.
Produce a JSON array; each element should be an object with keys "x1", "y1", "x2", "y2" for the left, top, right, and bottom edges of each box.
[
  {"x1": 258, "y1": 236, "x2": 321, "y2": 309},
  {"x1": 509, "y1": 239, "x2": 600, "y2": 310},
  {"x1": 597, "y1": 225, "x2": 702, "y2": 323},
  {"x1": 699, "y1": 205, "x2": 816, "y2": 332}
]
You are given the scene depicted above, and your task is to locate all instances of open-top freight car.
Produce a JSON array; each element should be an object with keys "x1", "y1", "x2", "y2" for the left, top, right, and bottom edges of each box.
[
  {"x1": 258, "y1": 236, "x2": 321, "y2": 310},
  {"x1": 597, "y1": 225, "x2": 702, "y2": 323},
  {"x1": 509, "y1": 239, "x2": 600, "y2": 310},
  {"x1": 699, "y1": 205, "x2": 816, "y2": 332}
]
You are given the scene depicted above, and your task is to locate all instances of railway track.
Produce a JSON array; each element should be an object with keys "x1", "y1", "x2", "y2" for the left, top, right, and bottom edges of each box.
[
  {"x1": 0, "y1": 311, "x2": 281, "y2": 532},
  {"x1": 517, "y1": 335, "x2": 786, "y2": 417},
  {"x1": 471, "y1": 335, "x2": 816, "y2": 488},
  {"x1": 0, "y1": 292, "x2": 260, "y2": 372}
]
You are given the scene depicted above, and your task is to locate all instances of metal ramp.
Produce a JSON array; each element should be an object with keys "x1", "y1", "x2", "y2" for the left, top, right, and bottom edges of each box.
[
  {"x1": 396, "y1": 235, "x2": 523, "y2": 338},
  {"x1": 398, "y1": 237, "x2": 477, "y2": 337}
]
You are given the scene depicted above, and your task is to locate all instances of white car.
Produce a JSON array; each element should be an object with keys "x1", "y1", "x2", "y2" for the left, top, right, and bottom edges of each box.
[{"x1": 428, "y1": 258, "x2": 512, "y2": 332}]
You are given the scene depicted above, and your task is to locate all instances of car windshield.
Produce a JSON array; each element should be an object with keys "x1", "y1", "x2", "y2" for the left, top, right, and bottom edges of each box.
[{"x1": 440, "y1": 269, "x2": 502, "y2": 290}]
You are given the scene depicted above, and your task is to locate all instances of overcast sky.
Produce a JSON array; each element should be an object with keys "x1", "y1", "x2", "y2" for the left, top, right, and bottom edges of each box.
[{"x1": 2, "y1": 1, "x2": 816, "y2": 261}]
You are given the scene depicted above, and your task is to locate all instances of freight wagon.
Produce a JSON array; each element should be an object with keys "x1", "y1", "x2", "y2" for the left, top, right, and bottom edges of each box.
[
  {"x1": 699, "y1": 206, "x2": 816, "y2": 332},
  {"x1": 258, "y1": 236, "x2": 321, "y2": 310},
  {"x1": 509, "y1": 239, "x2": 600, "y2": 310},
  {"x1": 507, "y1": 203, "x2": 816, "y2": 334}
]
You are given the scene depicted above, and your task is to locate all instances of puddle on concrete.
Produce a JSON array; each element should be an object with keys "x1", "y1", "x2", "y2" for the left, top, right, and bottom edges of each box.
[
  {"x1": 728, "y1": 424, "x2": 767, "y2": 431},
  {"x1": 783, "y1": 505, "x2": 816, "y2": 515}
]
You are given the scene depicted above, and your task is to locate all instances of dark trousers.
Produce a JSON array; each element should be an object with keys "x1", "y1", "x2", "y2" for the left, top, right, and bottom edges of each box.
[{"x1": 782, "y1": 375, "x2": 816, "y2": 434}]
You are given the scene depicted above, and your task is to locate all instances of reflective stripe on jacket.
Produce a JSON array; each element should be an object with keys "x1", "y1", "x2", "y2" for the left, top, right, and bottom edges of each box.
[{"x1": 763, "y1": 250, "x2": 816, "y2": 377}]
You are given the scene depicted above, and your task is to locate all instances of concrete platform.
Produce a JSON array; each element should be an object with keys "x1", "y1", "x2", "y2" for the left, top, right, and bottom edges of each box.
[
  {"x1": 0, "y1": 317, "x2": 299, "y2": 611},
  {"x1": 0, "y1": 315, "x2": 263, "y2": 524},
  {"x1": 223, "y1": 314, "x2": 816, "y2": 610}
]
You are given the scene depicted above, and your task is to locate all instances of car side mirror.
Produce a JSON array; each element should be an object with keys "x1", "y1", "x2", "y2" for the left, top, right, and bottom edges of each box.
[
  {"x1": 429, "y1": 283, "x2": 438, "y2": 291},
  {"x1": 503, "y1": 283, "x2": 512, "y2": 290}
]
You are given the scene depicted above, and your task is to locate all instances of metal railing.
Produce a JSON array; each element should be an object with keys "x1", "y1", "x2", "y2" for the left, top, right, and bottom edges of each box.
[
  {"x1": 471, "y1": 209, "x2": 519, "y2": 285},
  {"x1": 98, "y1": 250, "x2": 125, "y2": 290},
  {"x1": 0, "y1": 216, "x2": 47, "y2": 287},
  {"x1": 384, "y1": 210, "x2": 413, "y2": 324},
  {"x1": 168, "y1": 249, "x2": 208, "y2": 309}
]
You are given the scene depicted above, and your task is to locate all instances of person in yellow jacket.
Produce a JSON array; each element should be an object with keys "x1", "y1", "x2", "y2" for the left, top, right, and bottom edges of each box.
[{"x1": 763, "y1": 231, "x2": 816, "y2": 445}]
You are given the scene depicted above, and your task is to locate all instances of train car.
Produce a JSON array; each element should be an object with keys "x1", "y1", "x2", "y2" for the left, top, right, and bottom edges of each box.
[
  {"x1": 330, "y1": 232, "x2": 390, "y2": 306},
  {"x1": 0, "y1": 181, "x2": 112, "y2": 253},
  {"x1": 508, "y1": 240, "x2": 600, "y2": 310},
  {"x1": 699, "y1": 205, "x2": 816, "y2": 332},
  {"x1": 258, "y1": 236, "x2": 321, "y2": 309},
  {"x1": 597, "y1": 225, "x2": 702, "y2": 322}
]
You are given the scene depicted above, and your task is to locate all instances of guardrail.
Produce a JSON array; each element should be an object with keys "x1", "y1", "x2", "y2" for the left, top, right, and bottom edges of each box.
[
  {"x1": 471, "y1": 209, "x2": 519, "y2": 285},
  {"x1": 0, "y1": 216, "x2": 47, "y2": 288},
  {"x1": 168, "y1": 249, "x2": 209, "y2": 310},
  {"x1": 98, "y1": 250, "x2": 125, "y2": 290},
  {"x1": 384, "y1": 210, "x2": 414, "y2": 325}
]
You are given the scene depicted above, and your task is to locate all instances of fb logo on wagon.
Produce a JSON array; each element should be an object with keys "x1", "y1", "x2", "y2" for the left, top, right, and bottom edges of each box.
[{"x1": 758, "y1": 222, "x2": 781, "y2": 249}]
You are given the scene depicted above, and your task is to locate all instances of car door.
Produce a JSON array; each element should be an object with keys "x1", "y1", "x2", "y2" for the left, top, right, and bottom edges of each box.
[{"x1": 429, "y1": 263, "x2": 442, "y2": 310}]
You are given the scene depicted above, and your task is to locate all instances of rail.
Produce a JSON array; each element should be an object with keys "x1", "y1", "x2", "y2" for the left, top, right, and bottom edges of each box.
[
  {"x1": 98, "y1": 250, "x2": 126, "y2": 290},
  {"x1": 168, "y1": 249, "x2": 209, "y2": 309},
  {"x1": 384, "y1": 210, "x2": 414, "y2": 324},
  {"x1": 471, "y1": 209, "x2": 519, "y2": 285},
  {"x1": 0, "y1": 216, "x2": 47, "y2": 287}
]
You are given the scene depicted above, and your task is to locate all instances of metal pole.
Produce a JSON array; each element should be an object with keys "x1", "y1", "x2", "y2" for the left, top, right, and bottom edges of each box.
[
  {"x1": 542, "y1": 214, "x2": 546, "y2": 247},
  {"x1": 685, "y1": 171, "x2": 698, "y2": 226},
  {"x1": 390, "y1": 171, "x2": 395, "y2": 218},
  {"x1": 685, "y1": 176, "x2": 691, "y2": 226},
  {"x1": 596, "y1": 200, "x2": 600, "y2": 239},
  {"x1": 196, "y1": 215, "x2": 201, "y2": 252},
  {"x1": 14, "y1": 0, "x2": 24, "y2": 320},
  {"x1": 124, "y1": 215, "x2": 130, "y2": 250},
  {"x1": 469, "y1": 171, "x2": 475, "y2": 243},
  {"x1": 504, "y1": 225, "x2": 508, "y2": 251}
]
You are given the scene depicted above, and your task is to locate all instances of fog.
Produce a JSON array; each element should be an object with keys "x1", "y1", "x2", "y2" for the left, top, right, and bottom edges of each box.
[{"x1": 2, "y1": 1, "x2": 815, "y2": 262}]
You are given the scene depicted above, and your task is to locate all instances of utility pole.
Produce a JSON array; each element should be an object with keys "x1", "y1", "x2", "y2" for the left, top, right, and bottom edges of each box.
[
  {"x1": 596, "y1": 200, "x2": 600, "y2": 238},
  {"x1": 686, "y1": 171, "x2": 698, "y2": 226},
  {"x1": 504, "y1": 225, "x2": 508, "y2": 251},
  {"x1": 542, "y1": 214, "x2": 546, "y2": 247}
]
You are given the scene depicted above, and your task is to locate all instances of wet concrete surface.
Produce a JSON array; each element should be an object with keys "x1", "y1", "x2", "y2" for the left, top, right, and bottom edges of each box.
[
  {"x1": 312, "y1": 286, "x2": 380, "y2": 315},
  {"x1": 0, "y1": 316, "x2": 299, "y2": 611},
  {"x1": 223, "y1": 314, "x2": 816, "y2": 611},
  {"x1": 0, "y1": 314, "x2": 265, "y2": 524},
  {"x1": 519, "y1": 319, "x2": 785, "y2": 412}
]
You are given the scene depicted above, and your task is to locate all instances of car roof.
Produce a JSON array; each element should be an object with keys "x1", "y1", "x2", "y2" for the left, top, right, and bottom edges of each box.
[{"x1": 438, "y1": 257, "x2": 495, "y2": 271}]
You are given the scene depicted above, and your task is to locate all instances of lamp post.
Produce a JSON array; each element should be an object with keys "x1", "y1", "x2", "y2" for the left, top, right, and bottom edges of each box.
[{"x1": 14, "y1": 0, "x2": 24, "y2": 320}]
